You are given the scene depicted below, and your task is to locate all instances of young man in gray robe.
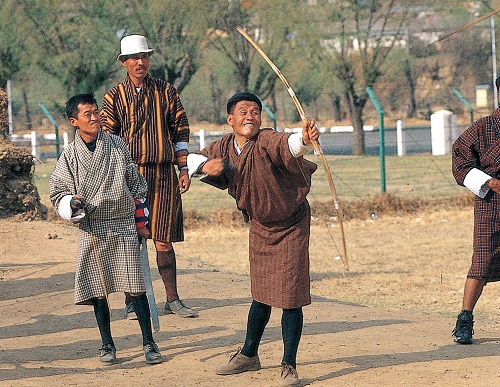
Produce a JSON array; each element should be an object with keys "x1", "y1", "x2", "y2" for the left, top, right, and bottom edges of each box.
[
  {"x1": 50, "y1": 94, "x2": 162, "y2": 365},
  {"x1": 187, "y1": 92, "x2": 319, "y2": 386}
]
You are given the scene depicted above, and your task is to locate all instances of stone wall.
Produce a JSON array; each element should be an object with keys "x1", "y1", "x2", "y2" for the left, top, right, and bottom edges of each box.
[{"x1": 0, "y1": 88, "x2": 47, "y2": 220}]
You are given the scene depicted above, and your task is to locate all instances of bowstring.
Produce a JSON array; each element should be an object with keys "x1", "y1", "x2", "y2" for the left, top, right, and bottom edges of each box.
[{"x1": 273, "y1": 119, "x2": 347, "y2": 273}]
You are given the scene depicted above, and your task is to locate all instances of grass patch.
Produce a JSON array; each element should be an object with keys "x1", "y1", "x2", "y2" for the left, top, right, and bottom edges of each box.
[{"x1": 33, "y1": 153, "x2": 470, "y2": 226}]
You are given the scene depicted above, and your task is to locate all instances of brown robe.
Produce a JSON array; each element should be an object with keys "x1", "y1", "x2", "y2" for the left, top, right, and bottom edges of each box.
[{"x1": 199, "y1": 129, "x2": 317, "y2": 308}]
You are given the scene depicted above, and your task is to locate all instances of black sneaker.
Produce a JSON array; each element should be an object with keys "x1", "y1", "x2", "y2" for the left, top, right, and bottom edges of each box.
[
  {"x1": 99, "y1": 343, "x2": 116, "y2": 365},
  {"x1": 143, "y1": 342, "x2": 163, "y2": 364},
  {"x1": 452, "y1": 310, "x2": 474, "y2": 344}
]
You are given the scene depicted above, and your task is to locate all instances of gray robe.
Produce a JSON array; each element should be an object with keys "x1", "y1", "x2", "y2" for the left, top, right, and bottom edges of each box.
[{"x1": 50, "y1": 131, "x2": 148, "y2": 304}]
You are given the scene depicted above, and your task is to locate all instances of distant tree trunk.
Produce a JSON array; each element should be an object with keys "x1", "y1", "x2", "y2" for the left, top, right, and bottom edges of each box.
[
  {"x1": 22, "y1": 88, "x2": 31, "y2": 131},
  {"x1": 329, "y1": 93, "x2": 342, "y2": 121},
  {"x1": 344, "y1": 91, "x2": 365, "y2": 155},
  {"x1": 351, "y1": 108, "x2": 366, "y2": 156},
  {"x1": 269, "y1": 88, "x2": 277, "y2": 113},
  {"x1": 404, "y1": 58, "x2": 417, "y2": 118},
  {"x1": 209, "y1": 73, "x2": 224, "y2": 124}
]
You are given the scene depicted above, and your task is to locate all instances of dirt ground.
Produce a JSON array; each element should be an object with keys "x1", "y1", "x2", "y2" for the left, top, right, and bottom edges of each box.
[{"x1": 2, "y1": 213, "x2": 500, "y2": 387}]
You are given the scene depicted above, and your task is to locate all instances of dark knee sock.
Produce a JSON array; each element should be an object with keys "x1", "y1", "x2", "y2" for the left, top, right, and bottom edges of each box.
[
  {"x1": 156, "y1": 249, "x2": 178, "y2": 302},
  {"x1": 93, "y1": 298, "x2": 114, "y2": 347},
  {"x1": 241, "y1": 300, "x2": 272, "y2": 357},
  {"x1": 132, "y1": 293, "x2": 154, "y2": 345},
  {"x1": 281, "y1": 307, "x2": 303, "y2": 367}
]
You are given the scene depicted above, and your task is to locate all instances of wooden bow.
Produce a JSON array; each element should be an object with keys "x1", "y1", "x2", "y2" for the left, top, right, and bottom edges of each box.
[
  {"x1": 237, "y1": 27, "x2": 349, "y2": 271},
  {"x1": 430, "y1": 8, "x2": 500, "y2": 45}
]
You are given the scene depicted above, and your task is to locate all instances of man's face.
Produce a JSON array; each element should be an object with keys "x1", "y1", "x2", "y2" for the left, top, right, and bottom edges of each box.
[
  {"x1": 70, "y1": 103, "x2": 100, "y2": 142},
  {"x1": 227, "y1": 100, "x2": 262, "y2": 143},
  {"x1": 121, "y1": 53, "x2": 151, "y2": 82}
]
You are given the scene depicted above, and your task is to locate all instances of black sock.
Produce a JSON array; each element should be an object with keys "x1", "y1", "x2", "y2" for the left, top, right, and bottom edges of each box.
[
  {"x1": 132, "y1": 293, "x2": 154, "y2": 345},
  {"x1": 93, "y1": 298, "x2": 114, "y2": 347},
  {"x1": 281, "y1": 307, "x2": 303, "y2": 367},
  {"x1": 241, "y1": 300, "x2": 271, "y2": 357}
]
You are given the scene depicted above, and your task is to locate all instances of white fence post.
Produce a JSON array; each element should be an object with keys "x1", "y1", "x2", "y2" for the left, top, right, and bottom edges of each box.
[
  {"x1": 431, "y1": 110, "x2": 456, "y2": 155},
  {"x1": 63, "y1": 131, "x2": 69, "y2": 149},
  {"x1": 199, "y1": 129, "x2": 206, "y2": 150},
  {"x1": 396, "y1": 119, "x2": 406, "y2": 156},
  {"x1": 30, "y1": 131, "x2": 39, "y2": 159}
]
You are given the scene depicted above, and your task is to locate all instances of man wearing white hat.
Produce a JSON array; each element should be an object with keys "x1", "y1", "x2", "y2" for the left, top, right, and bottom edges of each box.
[{"x1": 101, "y1": 34, "x2": 197, "y2": 318}]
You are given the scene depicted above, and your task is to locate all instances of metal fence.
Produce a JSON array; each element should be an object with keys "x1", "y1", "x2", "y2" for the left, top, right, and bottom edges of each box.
[{"x1": 9, "y1": 124, "x2": 467, "y2": 160}]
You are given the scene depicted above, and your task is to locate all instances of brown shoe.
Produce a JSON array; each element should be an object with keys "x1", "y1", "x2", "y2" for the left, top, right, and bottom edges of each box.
[
  {"x1": 280, "y1": 363, "x2": 299, "y2": 386},
  {"x1": 216, "y1": 348, "x2": 261, "y2": 375}
]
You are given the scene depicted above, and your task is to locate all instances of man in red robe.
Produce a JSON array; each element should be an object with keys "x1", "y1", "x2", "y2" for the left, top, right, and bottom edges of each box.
[{"x1": 452, "y1": 76, "x2": 500, "y2": 344}]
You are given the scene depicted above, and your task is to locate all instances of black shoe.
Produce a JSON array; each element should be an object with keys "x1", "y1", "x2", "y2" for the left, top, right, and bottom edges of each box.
[
  {"x1": 99, "y1": 343, "x2": 116, "y2": 365},
  {"x1": 143, "y1": 342, "x2": 163, "y2": 364},
  {"x1": 452, "y1": 310, "x2": 474, "y2": 344}
]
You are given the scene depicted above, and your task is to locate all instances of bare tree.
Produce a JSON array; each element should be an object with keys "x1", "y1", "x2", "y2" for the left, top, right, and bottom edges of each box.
[
  {"x1": 15, "y1": 0, "x2": 119, "y2": 97},
  {"x1": 404, "y1": 58, "x2": 417, "y2": 118},
  {"x1": 206, "y1": 0, "x2": 300, "y2": 107},
  {"x1": 0, "y1": 1, "x2": 22, "y2": 88},
  {"x1": 310, "y1": 0, "x2": 411, "y2": 155},
  {"x1": 115, "y1": 0, "x2": 210, "y2": 93}
]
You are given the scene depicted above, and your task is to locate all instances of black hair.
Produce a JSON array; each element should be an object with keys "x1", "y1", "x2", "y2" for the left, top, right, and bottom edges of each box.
[
  {"x1": 226, "y1": 92, "x2": 262, "y2": 114},
  {"x1": 119, "y1": 52, "x2": 152, "y2": 62},
  {"x1": 65, "y1": 94, "x2": 97, "y2": 119},
  {"x1": 496, "y1": 76, "x2": 500, "y2": 90}
]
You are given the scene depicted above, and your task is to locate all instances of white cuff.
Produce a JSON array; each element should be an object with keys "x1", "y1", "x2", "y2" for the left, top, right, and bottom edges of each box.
[
  {"x1": 464, "y1": 168, "x2": 492, "y2": 198},
  {"x1": 58, "y1": 195, "x2": 86, "y2": 223},
  {"x1": 187, "y1": 153, "x2": 209, "y2": 180},
  {"x1": 288, "y1": 132, "x2": 312, "y2": 157}
]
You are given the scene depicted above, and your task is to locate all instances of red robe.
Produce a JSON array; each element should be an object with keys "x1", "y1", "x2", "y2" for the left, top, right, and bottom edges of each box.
[{"x1": 452, "y1": 108, "x2": 500, "y2": 281}]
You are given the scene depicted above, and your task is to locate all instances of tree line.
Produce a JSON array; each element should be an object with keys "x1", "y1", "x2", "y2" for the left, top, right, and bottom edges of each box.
[{"x1": 0, "y1": 0, "x2": 494, "y2": 154}]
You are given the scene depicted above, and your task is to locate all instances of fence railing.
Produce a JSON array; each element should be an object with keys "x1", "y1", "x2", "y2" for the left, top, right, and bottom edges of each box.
[
  {"x1": 10, "y1": 124, "x2": 445, "y2": 161},
  {"x1": 9, "y1": 131, "x2": 70, "y2": 160}
]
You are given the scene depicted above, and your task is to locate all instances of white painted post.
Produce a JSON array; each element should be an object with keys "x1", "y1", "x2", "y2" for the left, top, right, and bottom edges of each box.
[
  {"x1": 199, "y1": 129, "x2": 206, "y2": 150},
  {"x1": 430, "y1": 110, "x2": 456, "y2": 155},
  {"x1": 63, "y1": 131, "x2": 69, "y2": 149},
  {"x1": 396, "y1": 119, "x2": 406, "y2": 156},
  {"x1": 31, "y1": 131, "x2": 39, "y2": 159}
]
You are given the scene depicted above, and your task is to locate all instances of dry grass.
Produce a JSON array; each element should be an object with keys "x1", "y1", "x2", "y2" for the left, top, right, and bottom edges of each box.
[
  {"x1": 179, "y1": 206, "x2": 500, "y2": 330},
  {"x1": 183, "y1": 191, "x2": 475, "y2": 228},
  {"x1": 178, "y1": 194, "x2": 500, "y2": 330}
]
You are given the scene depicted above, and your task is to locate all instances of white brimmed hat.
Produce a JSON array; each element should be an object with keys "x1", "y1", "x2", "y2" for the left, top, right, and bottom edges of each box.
[{"x1": 117, "y1": 35, "x2": 154, "y2": 61}]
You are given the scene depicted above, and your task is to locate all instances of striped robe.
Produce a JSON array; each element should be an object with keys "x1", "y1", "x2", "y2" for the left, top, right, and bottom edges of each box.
[
  {"x1": 452, "y1": 107, "x2": 500, "y2": 281},
  {"x1": 49, "y1": 131, "x2": 148, "y2": 304},
  {"x1": 198, "y1": 129, "x2": 317, "y2": 308},
  {"x1": 100, "y1": 74, "x2": 189, "y2": 242}
]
